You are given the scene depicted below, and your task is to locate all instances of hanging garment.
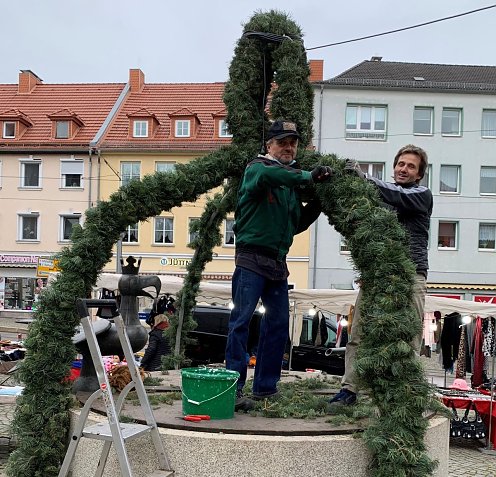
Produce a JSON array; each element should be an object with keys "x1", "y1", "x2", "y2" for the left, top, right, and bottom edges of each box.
[
  {"x1": 423, "y1": 312, "x2": 436, "y2": 347},
  {"x1": 455, "y1": 326, "x2": 466, "y2": 379},
  {"x1": 482, "y1": 317, "x2": 495, "y2": 357},
  {"x1": 440, "y1": 312, "x2": 462, "y2": 371},
  {"x1": 471, "y1": 317, "x2": 484, "y2": 388}
]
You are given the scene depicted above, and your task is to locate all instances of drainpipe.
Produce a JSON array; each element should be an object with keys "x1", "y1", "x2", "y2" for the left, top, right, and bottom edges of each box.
[
  {"x1": 97, "y1": 149, "x2": 101, "y2": 202},
  {"x1": 311, "y1": 84, "x2": 325, "y2": 288},
  {"x1": 88, "y1": 148, "x2": 93, "y2": 208}
]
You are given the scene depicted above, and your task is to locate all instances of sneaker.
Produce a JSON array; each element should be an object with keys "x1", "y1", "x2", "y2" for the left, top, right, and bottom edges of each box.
[
  {"x1": 234, "y1": 390, "x2": 256, "y2": 412},
  {"x1": 328, "y1": 389, "x2": 357, "y2": 408}
]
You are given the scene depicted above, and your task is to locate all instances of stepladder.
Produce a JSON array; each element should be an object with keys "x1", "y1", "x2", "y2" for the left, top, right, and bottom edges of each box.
[{"x1": 58, "y1": 298, "x2": 174, "y2": 477}]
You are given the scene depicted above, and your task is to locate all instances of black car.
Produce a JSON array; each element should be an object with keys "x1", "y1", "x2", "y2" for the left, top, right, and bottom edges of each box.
[{"x1": 185, "y1": 305, "x2": 347, "y2": 376}]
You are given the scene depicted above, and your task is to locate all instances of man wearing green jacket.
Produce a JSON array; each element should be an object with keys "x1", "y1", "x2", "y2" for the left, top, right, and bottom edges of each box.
[{"x1": 225, "y1": 120, "x2": 332, "y2": 408}]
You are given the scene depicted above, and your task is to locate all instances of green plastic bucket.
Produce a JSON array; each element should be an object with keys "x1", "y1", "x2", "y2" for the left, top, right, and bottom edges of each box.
[{"x1": 181, "y1": 367, "x2": 239, "y2": 420}]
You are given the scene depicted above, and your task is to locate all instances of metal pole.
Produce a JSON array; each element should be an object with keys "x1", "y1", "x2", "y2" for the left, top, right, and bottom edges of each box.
[
  {"x1": 486, "y1": 349, "x2": 496, "y2": 450},
  {"x1": 288, "y1": 300, "x2": 297, "y2": 371}
]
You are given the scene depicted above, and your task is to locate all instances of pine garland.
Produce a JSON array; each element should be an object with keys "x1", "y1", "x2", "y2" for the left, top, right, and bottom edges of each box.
[{"x1": 8, "y1": 10, "x2": 435, "y2": 477}]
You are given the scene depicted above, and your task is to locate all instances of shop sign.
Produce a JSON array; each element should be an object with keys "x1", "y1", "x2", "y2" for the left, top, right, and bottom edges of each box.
[
  {"x1": 159, "y1": 256, "x2": 191, "y2": 268},
  {"x1": 473, "y1": 295, "x2": 496, "y2": 304},
  {"x1": 0, "y1": 254, "x2": 39, "y2": 265},
  {"x1": 36, "y1": 257, "x2": 60, "y2": 278}
]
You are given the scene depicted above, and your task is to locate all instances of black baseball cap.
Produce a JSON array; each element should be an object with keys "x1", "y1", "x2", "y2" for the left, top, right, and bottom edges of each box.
[{"x1": 267, "y1": 120, "x2": 301, "y2": 141}]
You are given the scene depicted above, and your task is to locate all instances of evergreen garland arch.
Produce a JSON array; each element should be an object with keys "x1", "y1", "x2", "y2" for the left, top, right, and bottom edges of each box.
[{"x1": 8, "y1": 10, "x2": 436, "y2": 477}]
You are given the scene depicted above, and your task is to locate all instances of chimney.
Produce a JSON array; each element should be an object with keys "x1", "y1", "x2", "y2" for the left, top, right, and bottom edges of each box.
[
  {"x1": 129, "y1": 69, "x2": 145, "y2": 92},
  {"x1": 371, "y1": 56, "x2": 383, "y2": 62},
  {"x1": 18, "y1": 70, "x2": 43, "y2": 94},
  {"x1": 309, "y1": 60, "x2": 324, "y2": 82}
]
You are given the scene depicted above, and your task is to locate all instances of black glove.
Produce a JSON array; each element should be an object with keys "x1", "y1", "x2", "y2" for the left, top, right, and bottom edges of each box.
[
  {"x1": 344, "y1": 159, "x2": 365, "y2": 179},
  {"x1": 311, "y1": 165, "x2": 333, "y2": 183}
]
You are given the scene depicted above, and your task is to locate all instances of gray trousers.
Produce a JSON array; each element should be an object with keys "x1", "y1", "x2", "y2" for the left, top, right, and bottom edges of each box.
[{"x1": 341, "y1": 274, "x2": 427, "y2": 394}]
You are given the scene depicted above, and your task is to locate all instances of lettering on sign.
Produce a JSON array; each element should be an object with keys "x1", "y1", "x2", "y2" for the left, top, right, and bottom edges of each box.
[
  {"x1": 159, "y1": 257, "x2": 192, "y2": 268},
  {"x1": 473, "y1": 295, "x2": 496, "y2": 304}
]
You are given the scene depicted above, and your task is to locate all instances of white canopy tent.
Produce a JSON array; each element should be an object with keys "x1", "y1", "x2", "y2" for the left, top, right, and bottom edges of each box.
[{"x1": 89, "y1": 273, "x2": 496, "y2": 346}]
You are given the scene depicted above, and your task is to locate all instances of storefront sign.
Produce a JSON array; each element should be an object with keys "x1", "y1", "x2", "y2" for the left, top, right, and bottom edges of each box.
[
  {"x1": 159, "y1": 256, "x2": 191, "y2": 268},
  {"x1": 36, "y1": 258, "x2": 60, "y2": 278},
  {"x1": 473, "y1": 295, "x2": 496, "y2": 304},
  {"x1": 0, "y1": 254, "x2": 39, "y2": 265}
]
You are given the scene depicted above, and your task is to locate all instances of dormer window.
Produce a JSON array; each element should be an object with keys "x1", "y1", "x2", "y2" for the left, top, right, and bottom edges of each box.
[
  {"x1": 175, "y1": 120, "x2": 190, "y2": 137},
  {"x1": 56, "y1": 121, "x2": 70, "y2": 139},
  {"x1": 219, "y1": 119, "x2": 232, "y2": 138},
  {"x1": 133, "y1": 120, "x2": 149, "y2": 137},
  {"x1": 3, "y1": 121, "x2": 15, "y2": 138}
]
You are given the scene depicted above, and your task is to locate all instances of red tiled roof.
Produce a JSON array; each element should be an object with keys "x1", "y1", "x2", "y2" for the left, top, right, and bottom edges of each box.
[
  {"x1": 0, "y1": 83, "x2": 125, "y2": 150},
  {"x1": 100, "y1": 83, "x2": 231, "y2": 150}
]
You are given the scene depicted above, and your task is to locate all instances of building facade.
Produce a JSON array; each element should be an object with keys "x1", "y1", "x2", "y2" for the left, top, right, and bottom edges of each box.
[{"x1": 310, "y1": 58, "x2": 496, "y2": 301}]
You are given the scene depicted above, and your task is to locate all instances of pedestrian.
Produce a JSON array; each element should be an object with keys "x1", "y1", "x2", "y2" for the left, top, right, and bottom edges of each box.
[
  {"x1": 330, "y1": 144, "x2": 433, "y2": 408},
  {"x1": 225, "y1": 120, "x2": 333, "y2": 410},
  {"x1": 140, "y1": 314, "x2": 171, "y2": 371}
]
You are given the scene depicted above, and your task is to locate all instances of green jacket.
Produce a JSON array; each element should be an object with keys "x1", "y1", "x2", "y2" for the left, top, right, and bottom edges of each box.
[{"x1": 234, "y1": 156, "x2": 318, "y2": 261}]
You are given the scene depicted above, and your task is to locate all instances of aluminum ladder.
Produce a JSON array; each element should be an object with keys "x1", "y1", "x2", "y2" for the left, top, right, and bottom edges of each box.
[{"x1": 58, "y1": 298, "x2": 174, "y2": 477}]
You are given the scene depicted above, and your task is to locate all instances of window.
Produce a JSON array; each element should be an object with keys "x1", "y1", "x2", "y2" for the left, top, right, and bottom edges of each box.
[
  {"x1": 438, "y1": 222, "x2": 457, "y2": 248},
  {"x1": 419, "y1": 164, "x2": 432, "y2": 189},
  {"x1": 56, "y1": 121, "x2": 70, "y2": 139},
  {"x1": 156, "y1": 162, "x2": 176, "y2": 173},
  {"x1": 175, "y1": 120, "x2": 190, "y2": 137},
  {"x1": 339, "y1": 236, "x2": 350, "y2": 254},
  {"x1": 3, "y1": 121, "x2": 15, "y2": 138},
  {"x1": 480, "y1": 167, "x2": 496, "y2": 194},
  {"x1": 345, "y1": 105, "x2": 387, "y2": 140},
  {"x1": 60, "y1": 215, "x2": 80, "y2": 241},
  {"x1": 441, "y1": 108, "x2": 462, "y2": 136},
  {"x1": 224, "y1": 219, "x2": 235, "y2": 245},
  {"x1": 61, "y1": 160, "x2": 83, "y2": 188},
  {"x1": 20, "y1": 159, "x2": 41, "y2": 188},
  {"x1": 479, "y1": 224, "x2": 496, "y2": 250},
  {"x1": 154, "y1": 217, "x2": 174, "y2": 244},
  {"x1": 133, "y1": 120, "x2": 148, "y2": 138},
  {"x1": 413, "y1": 107, "x2": 434, "y2": 135},
  {"x1": 440, "y1": 165, "x2": 460, "y2": 193},
  {"x1": 120, "y1": 162, "x2": 140, "y2": 186},
  {"x1": 19, "y1": 214, "x2": 39, "y2": 241},
  {"x1": 482, "y1": 110, "x2": 496, "y2": 138},
  {"x1": 188, "y1": 218, "x2": 200, "y2": 245},
  {"x1": 219, "y1": 119, "x2": 232, "y2": 137},
  {"x1": 359, "y1": 162, "x2": 384, "y2": 180},
  {"x1": 123, "y1": 224, "x2": 139, "y2": 243}
]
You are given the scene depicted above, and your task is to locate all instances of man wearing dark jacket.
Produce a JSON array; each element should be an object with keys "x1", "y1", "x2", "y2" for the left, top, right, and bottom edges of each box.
[
  {"x1": 330, "y1": 144, "x2": 433, "y2": 407},
  {"x1": 225, "y1": 120, "x2": 332, "y2": 407}
]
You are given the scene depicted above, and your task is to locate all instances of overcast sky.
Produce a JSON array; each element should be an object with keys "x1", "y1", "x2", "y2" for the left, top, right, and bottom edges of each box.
[{"x1": 1, "y1": 1, "x2": 495, "y2": 84}]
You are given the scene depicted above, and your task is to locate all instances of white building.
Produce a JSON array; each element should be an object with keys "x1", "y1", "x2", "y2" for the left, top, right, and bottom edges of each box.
[{"x1": 310, "y1": 57, "x2": 496, "y2": 301}]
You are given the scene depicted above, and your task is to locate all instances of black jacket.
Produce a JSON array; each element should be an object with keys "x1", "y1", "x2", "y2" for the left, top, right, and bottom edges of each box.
[
  {"x1": 368, "y1": 177, "x2": 433, "y2": 275},
  {"x1": 140, "y1": 325, "x2": 171, "y2": 371}
]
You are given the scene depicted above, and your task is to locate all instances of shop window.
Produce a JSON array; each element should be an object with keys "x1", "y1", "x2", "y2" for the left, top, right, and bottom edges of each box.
[
  {"x1": 440, "y1": 165, "x2": 460, "y2": 193},
  {"x1": 479, "y1": 224, "x2": 496, "y2": 250},
  {"x1": 480, "y1": 167, "x2": 496, "y2": 195},
  {"x1": 60, "y1": 214, "x2": 81, "y2": 241},
  {"x1": 20, "y1": 159, "x2": 41, "y2": 188},
  {"x1": 224, "y1": 219, "x2": 235, "y2": 246},
  {"x1": 3, "y1": 277, "x2": 45, "y2": 311},
  {"x1": 123, "y1": 223, "x2": 139, "y2": 243},
  {"x1": 438, "y1": 222, "x2": 457, "y2": 249},
  {"x1": 156, "y1": 162, "x2": 176, "y2": 173},
  {"x1": 61, "y1": 159, "x2": 83, "y2": 188},
  {"x1": 345, "y1": 104, "x2": 387, "y2": 140},
  {"x1": 154, "y1": 217, "x2": 174, "y2": 244},
  {"x1": 120, "y1": 162, "x2": 140, "y2": 186},
  {"x1": 413, "y1": 107, "x2": 434, "y2": 135},
  {"x1": 3, "y1": 121, "x2": 15, "y2": 138},
  {"x1": 18, "y1": 214, "x2": 39, "y2": 241},
  {"x1": 188, "y1": 218, "x2": 200, "y2": 246},
  {"x1": 441, "y1": 108, "x2": 462, "y2": 136}
]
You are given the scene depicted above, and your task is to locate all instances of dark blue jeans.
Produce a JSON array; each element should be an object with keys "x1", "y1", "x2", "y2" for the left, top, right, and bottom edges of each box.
[{"x1": 225, "y1": 266, "x2": 289, "y2": 396}]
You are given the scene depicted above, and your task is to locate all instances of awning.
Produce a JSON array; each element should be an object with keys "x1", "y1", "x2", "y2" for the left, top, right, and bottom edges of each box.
[{"x1": 428, "y1": 283, "x2": 496, "y2": 290}]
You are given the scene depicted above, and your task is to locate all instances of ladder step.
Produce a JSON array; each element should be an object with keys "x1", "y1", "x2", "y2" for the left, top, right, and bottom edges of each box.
[
  {"x1": 82, "y1": 422, "x2": 153, "y2": 441},
  {"x1": 148, "y1": 471, "x2": 175, "y2": 476}
]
